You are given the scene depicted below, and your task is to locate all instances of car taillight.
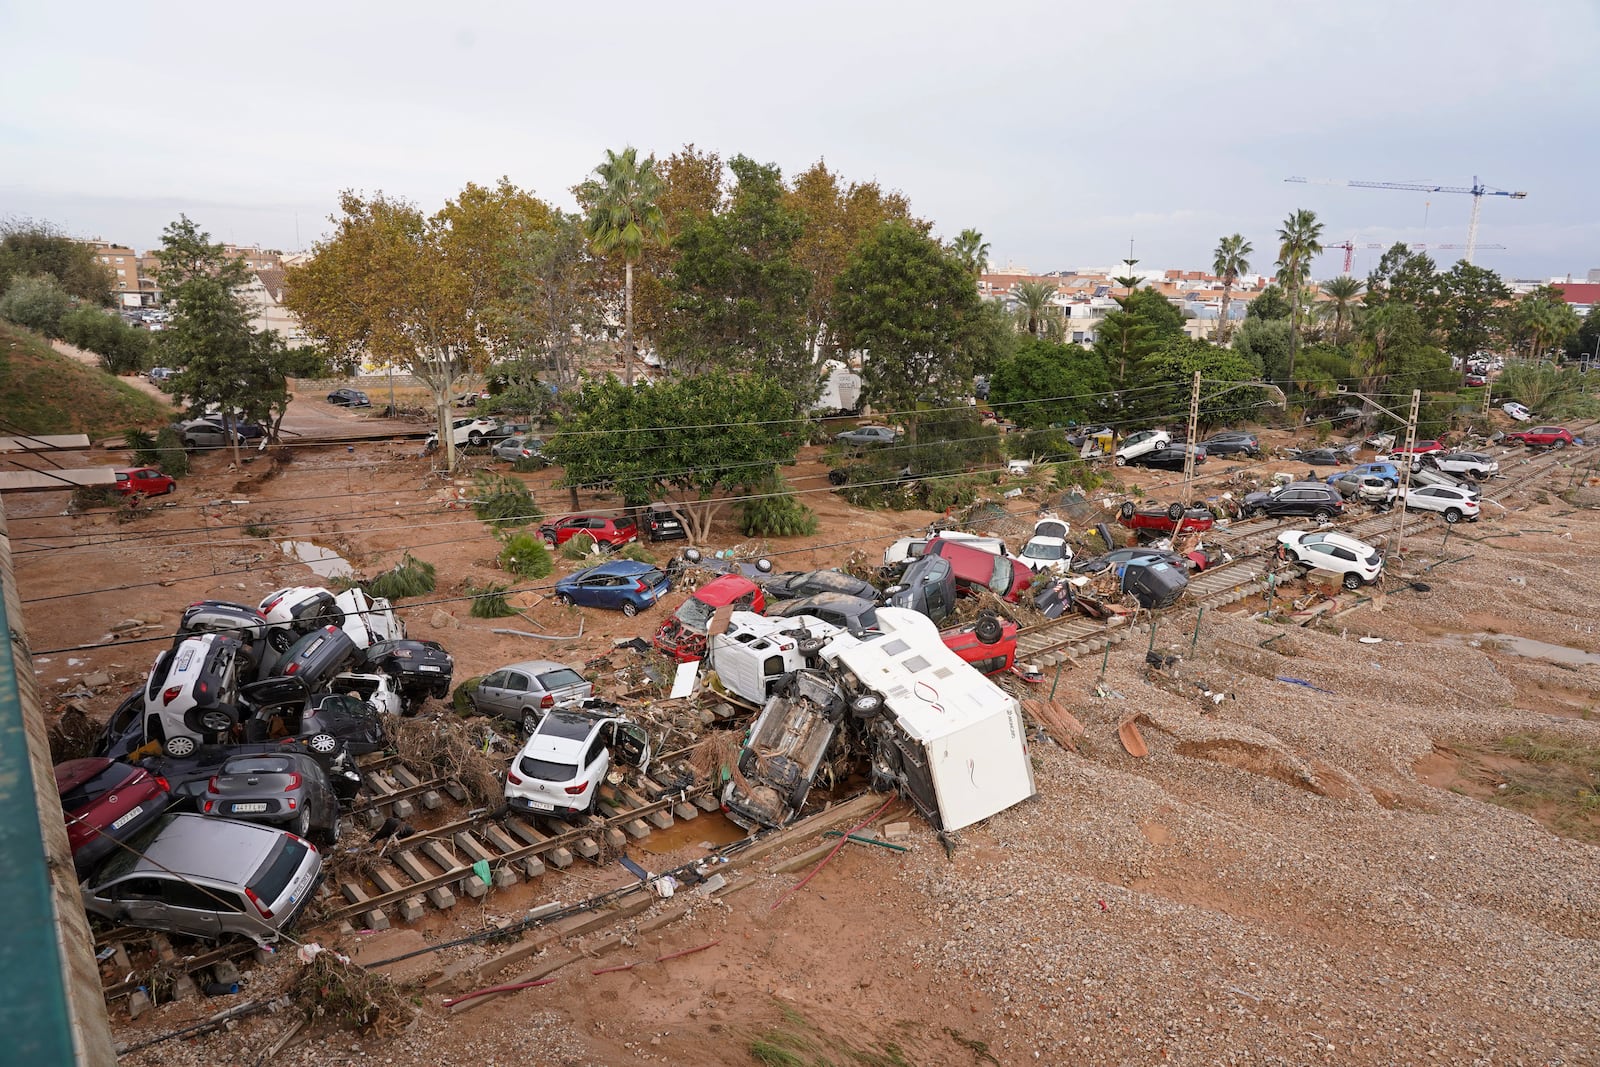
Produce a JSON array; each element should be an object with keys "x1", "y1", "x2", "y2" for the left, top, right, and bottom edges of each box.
[
  {"x1": 635, "y1": 580, "x2": 648, "y2": 593},
  {"x1": 207, "y1": 776, "x2": 220, "y2": 793},
  {"x1": 154, "y1": 776, "x2": 170, "y2": 792},
  {"x1": 245, "y1": 887, "x2": 274, "y2": 918},
  {"x1": 540, "y1": 694, "x2": 554, "y2": 708},
  {"x1": 285, "y1": 663, "x2": 299, "y2": 675},
  {"x1": 261, "y1": 595, "x2": 284, "y2": 613},
  {"x1": 564, "y1": 781, "x2": 589, "y2": 795},
  {"x1": 507, "y1": 770, "x2": 522, "y2": 785},
  {"x1": 203, "y1": 800, "x2": 215, "y2": 812},
  {"x1": 284, "y1": 773, "x2": 301, "y2": 792},
  {"x1": 162, "y1": 686, "x2": 182, "y2": 705}
]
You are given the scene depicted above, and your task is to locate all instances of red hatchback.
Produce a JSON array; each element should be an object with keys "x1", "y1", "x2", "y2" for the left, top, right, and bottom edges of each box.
[
  {"x1": 926, "y1": 538, "x2": 1035, "y2": 603},
  {"x1": 55, "y1": 757, "x2": 171, "y2": 877},
  {"x1": 1390, "y1": 439, "x2": 1445, "y2": 456},
  {"x1": 1504, "y1": 425, "x2": 1575, "y2": 449},
  {"x1": 539, "y1": 514, "x2": 639, "y2": 549},
  {"x1": 114, "y1": 467, "x2": 176, "y2": 497},
  {"x1": 653, "y1": 575, "x2": 766, "y2": 662}
]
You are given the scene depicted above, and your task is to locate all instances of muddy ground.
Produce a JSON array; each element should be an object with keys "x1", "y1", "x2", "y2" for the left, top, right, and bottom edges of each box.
[{"x1": 11, "y1": 384, "x2": 1600, "y2": 1065}]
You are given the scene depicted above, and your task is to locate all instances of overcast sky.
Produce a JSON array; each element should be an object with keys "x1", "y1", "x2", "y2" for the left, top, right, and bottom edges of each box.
[{"x1": 3, "y1": 1, "x2": 1596, "y2": 282}]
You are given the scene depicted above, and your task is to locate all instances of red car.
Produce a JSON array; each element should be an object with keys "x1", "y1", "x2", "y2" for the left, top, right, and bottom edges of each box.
[
  {"x1": 55, "y1": 757, "x2": 171, "y2": 877},
  {"x1": 1390, "y1": 439, "x2": 1445, "y2": 456},
  {"x1": 539, "y1": 514, "x2": 639, "y2": 549},
  {"x1": 653, "y1": 574, "x2": 765, "y2": 662},
  {"x1": 926, "y1": 538, "x2": 1035, "y2": 603},
  {"x1": 114, "y1": 467, "x2": 176, "y2": 497},
  {"x1": 1117, "y1": 501, "x2": 1215, "y2": 535},
  {"x1": 940, "y1": 615, "x2": 1019, "y2": 676},
  {"x1": 1504, "y1": 425, "x2": 1575, "y2": 449}
]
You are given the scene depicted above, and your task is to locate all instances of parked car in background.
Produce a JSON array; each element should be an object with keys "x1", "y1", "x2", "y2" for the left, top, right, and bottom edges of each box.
[
  {"x1": 198, "y1": 750, "x2": 339, "y2": 845},
  {"x1": 147, "y1": 367, "x2": 175, "y2": 386},
  {"x1": 554, "y1": 560, "x2": 671, "y2": 616},
  {"x1": 1465, "y1": 373, "x2": 1488, "y2": 387},
  {"x1": 539, "y1": 514, "x2": 639, "y2": 550},
  {"x1": 653, "y1": 575, "x2": 766, "y2": 662},
  {"x1": 1201, "y1": 430, "x2": 1261, "y2": 457},
  {"x1": 1503, "y1": 425, "x2": 1574, "y2": 449},
  {"x1": 760, "y1": 569, "x2": 879, "y2": 602},
  {"x1": 56, "y1": 757, "x2": 172, "y2": 878},
  {"x1": 1401, "y1": 483, "x2": 1480, "y2": 523},
  {"x1": 492, "y1": 435, "x2": 545, "y2": 465},
  {"x1": 1501, "y1": 402, "x2": 1532, "y2": 422},
  {"x1": 1241, "y1": 481, "x2": 1346, "y2": 521},
  {"x1": 326, "y1": 388, "x2": 370, "y2": 407},
  {"x1": 926, "y1": 538, "x2": 1035, "y2": 603},
  {"x1": 504, "y1": 707, "x2": 651, "y2": 819},
  {"x1": 114, "y1": 467, "x2": 176, "y2": 497},
  {"x1": 1113, "y1": 429, "x2": 1171, "y2": 466},
  {"x1": 362, "y1": 639, "x2": 454, "y2": 708},
  {"x1": 424, "y1": 416, "x2": 499, "y2": 451},
  {"x1": 1276, "y1": 530, "x2": 1384, "y2": 590},
  {"x1": 80, "y1": 813, "x2": 322, "y2": 941},
  {"x1": 472, "y1": 660, "x2": 595, "y2": 735},
  {"x1": 175, "y1": 418, "x2": 250, "y2": 450},
  {"x1": 835, "y1": 425, "x2": 901, "y2": 447},
  {"x1": 644, "y1": 503, "x2": 687, "y2": 542}
]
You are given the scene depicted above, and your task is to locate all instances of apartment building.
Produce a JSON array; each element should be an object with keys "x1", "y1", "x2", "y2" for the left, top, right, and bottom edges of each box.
[{"x1": 85, "y1": 242, "x2": 147, "y2": 306}]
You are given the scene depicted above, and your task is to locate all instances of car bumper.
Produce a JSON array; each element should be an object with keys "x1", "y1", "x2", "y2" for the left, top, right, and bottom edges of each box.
[{"x1": 506, "y1": 794, "x2": 585, "y2": 818}]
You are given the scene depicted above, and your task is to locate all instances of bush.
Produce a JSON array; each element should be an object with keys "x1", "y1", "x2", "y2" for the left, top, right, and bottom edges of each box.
[
  {"x1": 558, "y1": 532, "x2": 602, "y2": 560},
  {"x1": 58, "y1": 307, "x2": 153, "y2": 374},
  {"x1": 497, "y1": 532, "x2": 553, "y2": 579},
  {"x1": 451, "y1": 676, "x2": 484, "y2": 715},
  {"x1": 364, "y1": 552, "x2": 437, "y2": 600},
  {"x1": 921, "y1": 474, "x2": 985, "y2": 513},
  {"x1": 470, "y1": 471, "x2": 541, "y2": 528},
  {"x1": 739, "y1": 480, "x2": 819, "y2": 537},
  {"x1": 465, "y1": 581, "x2": 517, "y2": 618},
  {"x1": 0, "y1": 274, "x2": 73, "y2": 337},
  {"x1": 617, "y1": 542, "x2": 656, "y2": 564},
  {"x1": 124, "y1": 426, "x2": 190, "y2": 477}
]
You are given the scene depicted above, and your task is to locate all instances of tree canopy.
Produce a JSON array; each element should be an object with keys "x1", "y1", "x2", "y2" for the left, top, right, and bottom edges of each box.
[
  {"x1": 1131, "y1": 337, "x2": 1265, "y2": 427},
  {"x1": 988, "y1": 337, "x2": 1112, "y2": 429},
  {"x1": 0, "y1": 219, "x2": 113, "y2": 302}
]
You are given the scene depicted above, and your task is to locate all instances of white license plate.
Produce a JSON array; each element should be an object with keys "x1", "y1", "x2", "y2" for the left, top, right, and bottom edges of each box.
[
  {"x1": 232, "y1": 802, "x2": 269, "y2": 813},
  {"x1": 528, "y1": 800, "x2": 555, "y2": 812},
  {"x1": 418, "y1": 665, "x2": 441, "y2": 672},
  {"x1": 110, "y1": 805, "x2": 143, "y2": 830}
]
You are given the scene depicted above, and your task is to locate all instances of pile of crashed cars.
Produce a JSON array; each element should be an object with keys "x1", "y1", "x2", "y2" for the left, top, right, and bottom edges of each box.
[{"x1": 58, "y1": 584, "x2": 455, "y2": 943}]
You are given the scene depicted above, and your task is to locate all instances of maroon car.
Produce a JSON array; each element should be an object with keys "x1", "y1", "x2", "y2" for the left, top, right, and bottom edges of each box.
[
  {"x1": 1117, "y1": 501, "x2": 1215, "y2": 535},
  {"x1": 1504, "y1": 425, "x2": 1575, "y2": 449},
  {"x1": 56, "y1": 757, "x2": 171, "y2": 877},
  {"x1": 925, "y1": 538, "x2": 1035, "y2": 603}
]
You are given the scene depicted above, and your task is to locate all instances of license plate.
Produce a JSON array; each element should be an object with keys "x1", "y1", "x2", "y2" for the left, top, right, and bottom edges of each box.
[
  {"x1": 418, "y1": 665, "x2": 440, "y2": 672},
  {"x1": 232, "y1": 802, "x2": 269, "y2": 813},
  {"x1": 110, "y1": 805, "x2": 143, "y2": 830},
  {"x1": 528, "y1": 800, "x2": 555, "y2": 812}
]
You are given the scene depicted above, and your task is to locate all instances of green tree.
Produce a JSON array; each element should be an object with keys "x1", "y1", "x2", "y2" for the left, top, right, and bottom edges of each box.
[
  {"x1": 1317, "y1": 275, "x2": 1365, "y2": 346},
  {"x1": 497, "y1": 211, "x2": 603, "y2": 392},
  {"x1": 1130, "y1": 337, "x2": 1264, "y2": 427},
  {"x1": 988, "y1": 337, "x2": 1112, "y2": 428},
  {"x1": 0, "y1": 273, "x2": 74, "y2": 336},
  {"x1": 1567, "y1": 305, "x2": 1600, "y2": 363},
  {"x1": 0, "y1": 219, "x2": 113, "y2": 302},
  {"x1": 659, "y1": 156, "x2": 814, "y2": 402},
  {"x1": 629, "y1": 144, "x2": 726, "y2": 343},
  {"x1": 1011, "y1": 280, "x2": 1058, "y2": 336},
  {"x1": 832, "y1": 221, "x2": 983, "y2": 442},
  {"x1": 1294, "y1": 343, "x2": 1355, "y2": 398},
  {"x1": 1439, "y1": 262, "x2": 1511, "y2": 360},
  {"x1": 59, "y1": 306, "x2": 151, "y2": 374},
  {"x1": 949, "y1": 228, "x2": 990, "y2": 277},
  {"x1": 1211, "y1": 233, "x2": 1252, "y2": 343},
  {"x1": 1246, "y1": 283, "x2": 1291, "y2": 320},
  {"x1": 1094, "y1": 288, "x2": 1184, "y2": 391},
  {"x1": 1276, "y1": 208, "x2": 1324, "y2": 387},
  {"x1": 1511, "y1": 289, "x2": 1581, "y2": 362},
  {"x1": 581, "y1": 146, "x2": 667, "y2": 387},
  {"x1": 542, "y1": 373, "x2": 803, "y2": 543},
  {"x1": 1230, "y1": 316, "x2": 1288, "y2": 380},
  {"x1": 154, "y1": 216, "x2": 290, "y2": 464},
  {"x1": 1366, "y1": 243, "x2": 1445, "y2": 336}
]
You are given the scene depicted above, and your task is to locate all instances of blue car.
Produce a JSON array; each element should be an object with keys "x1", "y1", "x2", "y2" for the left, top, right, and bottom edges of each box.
[
  {"x1": 1329, "y1": 461, "x2": 1400, "y2": 488},
  {"x1": 554, "y1": 560, "x2": 671, "y2": 617}
]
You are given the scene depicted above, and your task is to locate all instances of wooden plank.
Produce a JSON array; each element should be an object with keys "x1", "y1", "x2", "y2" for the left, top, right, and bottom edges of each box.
[
  {"x1": 0, "y1": 467, "x2": 119, "y2": 492},
  {"x1": 0, "y1": 434, "x2": 92, "y2": 453}
]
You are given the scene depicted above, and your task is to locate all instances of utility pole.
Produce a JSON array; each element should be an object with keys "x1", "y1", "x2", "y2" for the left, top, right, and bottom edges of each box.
[
  {"x1": 1390, "y1": 388, "x2": 1423, "y2": 558},
  {"x1": 1181, "y1": 371, "x2": 1201, "y2": 504}
]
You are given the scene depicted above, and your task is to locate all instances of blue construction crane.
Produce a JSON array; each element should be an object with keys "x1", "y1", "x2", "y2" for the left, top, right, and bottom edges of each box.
[{"x1": 1284, "y1": 176, "x2": 1526, "y2": 265}]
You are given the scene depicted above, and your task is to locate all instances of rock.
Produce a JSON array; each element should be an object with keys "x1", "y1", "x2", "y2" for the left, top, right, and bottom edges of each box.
[
  {"x1": 430, "y1": 609, "x2": 456, "y2": 630},
  {"x1": 80, "y1": 671, "x2": 111, "y2": 689}
]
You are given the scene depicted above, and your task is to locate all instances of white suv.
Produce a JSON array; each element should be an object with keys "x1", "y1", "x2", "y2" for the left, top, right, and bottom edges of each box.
[
  {"x1": 505, "y1": 707, "x2": 651, "y2": 819},
  {"x1": 1402, "y1": 484, "x2": 1480, "y2": 523},
  {"x1": 1114, "y1": 429, "x2": 1171, "y2": 466},
  {"x1": 424, "y1": 417, "x2": 498, "y2": 451},
  {"x1": 1276, "y1": 530, "x2": 1383, "y2": 590},
  {"x1": 1423, "y1": 451, "x2": 1499, "y2": 480}
]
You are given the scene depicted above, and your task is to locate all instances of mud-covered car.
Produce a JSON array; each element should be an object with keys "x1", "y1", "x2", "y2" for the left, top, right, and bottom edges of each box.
[
  {"x1": 721, "y1": 669, "x2": 845, "y2": 830},
  {"x1": 653, "y1": 575, "x2": 765, "y2": 662},
  {"x1": 1113, "y1": 553, "x2": 1189, "y2": 609},
  {"x1": 362, "y1": 639, "x2": 454, "y2": 706},
  {"x1": 759, "y1": 569, "x2": 879, "y2": 602}
]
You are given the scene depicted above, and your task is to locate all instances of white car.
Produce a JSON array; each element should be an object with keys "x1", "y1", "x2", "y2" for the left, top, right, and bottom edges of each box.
[
  {"x1": 883, "y1": 531, "x2": 1009, "y2": 567},
  {"x1": 1018, "y1": 515, "x2": 1072, "y2": 574},
  {"x1": 504, "y1": 707, "x2": 651, "y2": 819},
  {"x1": 1276, "y1": 530, "x2": 1383, "y2": 590},
  {"x1": 1502, "y1": 402, "x2": 1532, "y2": 422},
  {"x1": 1114, "y1": 429, "x2": 1171, "y2": 466},
  {"x1": 424, "y1": 417, "x2": 499, "y2": 450},
  {"x1": 1402, "y1": 484, "x2": 1480, "y2": 524},
  {"x1": 331, "y1": 671, "x2": 405, "y2": 717},
  {"x1": 1424, "y1": 451, "x2": 1499, "y2": 480},
  {"x1": 257, "y1": 586, "x2": 404, "y2": 653}
]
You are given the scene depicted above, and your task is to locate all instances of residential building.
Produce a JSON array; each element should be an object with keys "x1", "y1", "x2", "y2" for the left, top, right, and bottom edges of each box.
[
  {"x1": 241, "y1": 267, "x2": 309, "y2": 346},
  {"x1": 84, "y1": 242, "x2": 146, "y2": 306},
  {"x1": 1551, "y1": 283, "x2": 1600, "y2": 316}
]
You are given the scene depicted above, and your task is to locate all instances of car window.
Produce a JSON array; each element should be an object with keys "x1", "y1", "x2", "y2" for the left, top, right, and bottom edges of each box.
[
  {"x1": 518, "y1": 755, "x2": 578, "y2": 781},
  {"x1": 250, "y1": 837, "x2": 310, "y2": 902},
  {"x1": 504, "y1": 672, "x2": 531, "y2": 691},
  {"x1": 480, "y1": 670, "x2": 506, "y2": 689},
  {"x1": 163, "y1": 880, "x2": 241, "y2": 912},
  {"x1": 59, "y1": 763, "x2": 135, "y2": 811},
  {"x1": 536, "y1": 668, "x2": 584, "y2": 690},
  {"x1": 109, "y1": 876, "x2": 164, "y2": 900}
]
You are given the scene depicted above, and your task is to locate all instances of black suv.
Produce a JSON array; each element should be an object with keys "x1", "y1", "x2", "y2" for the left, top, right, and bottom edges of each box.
[
  {"x1": 1242, "y1": 481, "x2": 1345, "y2": 521},
  {"x1": 1202, "y1": 431, "x2": 1261, "y2": 457},
  {"x1": 644, "y1": 503, "x2": 687, "y2": 542}
]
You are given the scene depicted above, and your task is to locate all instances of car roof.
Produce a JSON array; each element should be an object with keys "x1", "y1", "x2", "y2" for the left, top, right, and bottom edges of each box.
[
  {"x1": 104, "y1": 813, "x2": 282, "y2": 883},
  {"x1": 780, "y1": 592, "x2": 876, "y2": 611},
  {"x1": 500, "y1": 659, "x2": 577, "y2": 675},
  {"x1": 576, "y1": 559, "x2": 654, "y2": 577},
  {"x1": 695, "y1": 574, "x2": 760, "y2": 604}
]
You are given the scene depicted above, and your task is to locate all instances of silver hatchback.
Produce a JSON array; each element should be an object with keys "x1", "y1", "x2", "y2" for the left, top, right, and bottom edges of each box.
[
  {"x1": 82, "y1": 813, "x2": 321, "y2": 942},
  {"x1": 471, "y1": 660, "x2": 594, "y2": 735}
]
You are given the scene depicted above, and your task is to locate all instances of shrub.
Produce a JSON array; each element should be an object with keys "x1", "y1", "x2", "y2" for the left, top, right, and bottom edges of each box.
[
  {"x1": 365, "y1": 553, "x2": 438, "y2": 600},
  {"x1": 470, "y1": 471, "x2": 541, "y2": 528},
  {"x1": 617, "y1": 542, "x2": 656, "y2": 564},
  {"x1": 451, "y1": 676, "x2": 484, "y2": 716},
  {"x1": 465, "y1": 581, "x2": 517, "y2": 618},
  {"x1": 558, "y1": 531, "x2": 602, "y2": 560},
  {"x1": 739, "y1": 479, "x2": 819, "y2": 537},
  {"x1": 497, "y1": 532, "x2": 553, "y2": 579},
  {"x1": 0, "y1": 274, "x2": 74, "y2": 337},
  {"x1": 125, "y1": 426, "x2": 189, "y2": 477},
  {"x1": 921, "y1": 474, "x2": 984, "y2": 513}
]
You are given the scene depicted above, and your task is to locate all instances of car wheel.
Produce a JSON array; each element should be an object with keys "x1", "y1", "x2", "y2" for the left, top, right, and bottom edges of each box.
[
  {"x1": 1554, "y1": 439, "x2": 1568, "y2": 450},
  {"x1": 554, "y1": 593, "x2": 571, "y2": 606},
  {"x1": 850, "y1": 694, "x2": 883, "y2": 720},
  {"x1": 1165, "y1": 502, "x2": 1185, "y2": 522},
  {"x1": 1118, "y1": 502, "x2": 1136, "y2": 519},
  {"x1": 543, "y1": 536, "x2": 557, "y2": 548},
  {"x1": 163, "y1": 482, "x2": 176, "y2": 495},
  {"x1": 1313, "y1": 508, "x2": 1333, "y2": 522},
  {"x1": 522, "y1": 709, "x2": 539, "y2": 736},
  {"x1": 974, "y1": 614, "x2": 1005, "y2": 645},
  {"x1": 308, "y1": 732, "x2": 338, "y2": 755},
  {"x1": 468, "y1": 431, "x2": 484, "y2": 447},
  {"x1": 1342, "y1": 572, "x2": 1362, "y2": 591},
  {"x1": 1444, "y1": 508, "x2": 1462, "y2": 524},
  {"x1": 827, "y1": 468, "x2": 848, "y2": 486},
  {"x1": 1113, "y1": 455, "x2": 1127, "y2": 467},
  {"x1": 293, "y1": 806, "x2": 312, "y2": 838},
  {"x1": 1251, "y1": 506, "x2": 1267, "y2": 518},
  {"x1": 164, "y1": 734, "x2": 196, "y2": 758},
  {"x1": 1468, "y1": 470, "x2": 1485, "y2": 481},
  {"x1": 621, "y1": 601, "x2": 639, "y2": 617},
  {"x1": 197, "y1": 708, "x2": 234, "y2": 734},
  {"x1": 181, "y1": 435, "x2": 198, "y2": 449}
]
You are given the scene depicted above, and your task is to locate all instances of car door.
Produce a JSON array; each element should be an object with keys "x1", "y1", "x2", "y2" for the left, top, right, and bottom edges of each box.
[
  {"x1": 156, "y1": 878, "x2": 226, "y2": 938},
  {"x1": 579, "y1": 574, "x2": 616, "y2": 608},
  {"x1": 475, "y1": 670, "x2": 509, "y2": 715},
  {"x1": 603, "y1": 720, "x2": 652, "y2": 773},
  {"x1": 502, "y1": 670, "x2": 534, "y2": 710}
]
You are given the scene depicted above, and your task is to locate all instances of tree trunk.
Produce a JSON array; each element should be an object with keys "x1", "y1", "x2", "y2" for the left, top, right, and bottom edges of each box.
[
  {"x1": 1218, "y1": 284, "x2": 1232, "y2": 344},
  {"x1": 226, "y1": 411, "x2": 241, "y2": 469},
  {"x1": 622, "y1": 258, "x2": 635, "y2": 387},
  {"x1": 1286, "y1": 279, "x2": 1301, "y2": 389}
]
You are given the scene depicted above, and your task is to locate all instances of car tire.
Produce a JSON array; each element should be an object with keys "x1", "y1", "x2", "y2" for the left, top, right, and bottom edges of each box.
[
  {"x1": 163, "y1": 482, "x2": 176, "y2": 495},
  {"x1": 521, "y1": 709, "x2": 539, "y2": 736},
  {"x1": 1468, "y1": 470, "x2": 1485, "y2": 481},
  {"x1": 1250, "y1": 506, "x2": 1267, "y2": 518},
  {"x1": 1444, "y1": 508, "x2": 1462, "y2": 524},
  {"x1": 974, "y1": 614, "x2": 1005, "y2": 645},
  {"x1": 1119, "y1": 502, "x2": 1136, "y2": 519},
  {"x1": 1342, "y1": 572, "x2": 1362, "y2": 591},
  {"x1": 164, "y1": 734, "x2": 197, "y2": 758},
  {"x1": 1114, "y1": 456, "x2": 1127, "y2": 467},
  {"x1": 196, "y1": 708, "x2": 235, "y2": 734},
  {"x1": 181, "y1": 435, "x2": 198, "y2": 449},
  {"x1": 1554, "y1": 439, "x2": 1568, "y2": 450},
  {"x1": 554, "y1": 594, "x2": 571, "y2": 606},
  {"x1": 850, "y1": 694, "x2": 883, "y2": 720},
  {"x1": 293, "y1": 807, "x2": 312, "y2": 839},
  {"x1": 1313, "y1": 508, "x2": 1333, "y2": 523},
  {"x1": 622, "y1": 601, "x2": 639, "y2": 617},
  {"x1": 1166, "y1": 502, "x2": 1185, "y2": 522},
  {"x1": 543, "y1": 536, "x2": 557, "y2": 548},
  {"x1": 468, "y1": 431, "x2": 484, "y2": 447},
  {"x1": 308, "y1": 732, "x2": 338, "y2": 755}
]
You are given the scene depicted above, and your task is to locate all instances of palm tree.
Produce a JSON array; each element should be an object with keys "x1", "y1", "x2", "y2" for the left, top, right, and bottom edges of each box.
[
  {"x1": 583, "y1": 146, "x2": 667, "y2": 386},
  {"x1": 1211, "y1": 233, "x2": 1252, "y2": 344},
  {"x1": 951, "y1": 229, "x2": 990, "y2": 277},
  {"x1": 1012, "y1": 280, "x2": 1057, "y2": 336},
  {"x1": 1319, "y1": 275, "x2": 1365, "y2": 345},
  {"x1": 1276, "y1": 208, "x2": 1325, "y2": 387}
]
